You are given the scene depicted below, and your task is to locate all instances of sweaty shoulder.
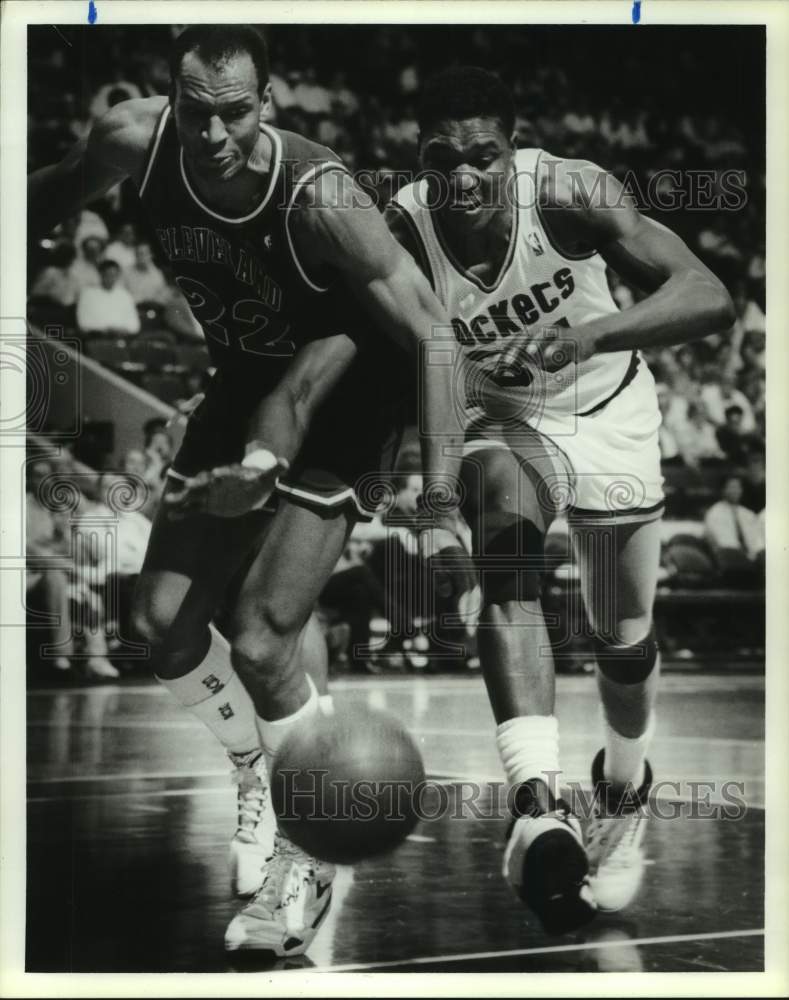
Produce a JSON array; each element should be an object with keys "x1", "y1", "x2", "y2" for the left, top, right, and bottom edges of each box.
[
  {"x1": 382, "y1": 197, "x2": 426, "y2": 276},
  {"x1": 537, "y1": 154, "x2": 617, "y2": 211},
  {"x1": 89, "y1": 96, "x2": 168, "y2": 187},
  {"x1": 536, "y1": 153, "x2": 632, "y2": 254},
  {"x1": 292, "y1": 160, "x2": 371, "y2": 215},
  {"x1": 287, "y1": 161, "x2": 375, "y2": 288},
  {"x1": 277, "y1": 128, "x2": 341, "y2": 160}
]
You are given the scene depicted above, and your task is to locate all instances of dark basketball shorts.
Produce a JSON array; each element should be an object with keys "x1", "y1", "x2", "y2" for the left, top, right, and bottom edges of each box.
[{"x1": 168, "y1": 360, "x2": 409, "y2": 521}]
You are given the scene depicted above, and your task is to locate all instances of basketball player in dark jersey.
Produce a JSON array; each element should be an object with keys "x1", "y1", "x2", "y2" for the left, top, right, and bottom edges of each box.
[
  {"x1": 385, "y1": 67, "x2": 735, "y2": 934},
  {"x1": 28, "y1": 26, "x2": 468, "y2": 956}
]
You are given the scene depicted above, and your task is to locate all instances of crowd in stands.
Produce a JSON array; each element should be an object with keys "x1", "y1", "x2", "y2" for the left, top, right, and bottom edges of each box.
[
  {"x1": 26, "y1": 26, "x2": 766, "y2": 680},
  {"x1": 26, "y1": 418, "x2": 764, "y2": 685}
]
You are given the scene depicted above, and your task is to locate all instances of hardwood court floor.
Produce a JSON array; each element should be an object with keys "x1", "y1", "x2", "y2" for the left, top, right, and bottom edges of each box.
[{"x1": 26, "y1": 673, "x2": 764, "y2": 973}]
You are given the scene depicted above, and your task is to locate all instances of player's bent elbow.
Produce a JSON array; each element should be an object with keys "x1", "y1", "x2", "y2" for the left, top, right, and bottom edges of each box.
[
  {"x1": 689, "y1": 269, "x2": 736, "y2": 334},
  {"x1": 709, "y1": 278, "x2": 736, "y2": 330}
]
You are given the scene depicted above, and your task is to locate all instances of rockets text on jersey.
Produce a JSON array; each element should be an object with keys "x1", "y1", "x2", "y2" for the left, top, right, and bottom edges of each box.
[{"x1": 390, "y1": 148, "x2": 638, "y2": 425}]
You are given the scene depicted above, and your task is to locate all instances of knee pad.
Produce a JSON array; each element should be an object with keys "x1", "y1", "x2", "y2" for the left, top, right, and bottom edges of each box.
[
  {"x1": 593, "y1": 626, "x2": 658, "y2": 684},
  {"x1": 478, "y1": 515, "x2": 545, "y2": 608}
]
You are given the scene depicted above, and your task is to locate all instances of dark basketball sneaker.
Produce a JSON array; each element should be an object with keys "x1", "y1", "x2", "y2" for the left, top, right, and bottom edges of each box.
[
  {"x1": 586, "y1": 749, "x2": 653, "y2": 912},
  {"x1": 503, "y1": 781, "x2": 597, "y2": 935}
]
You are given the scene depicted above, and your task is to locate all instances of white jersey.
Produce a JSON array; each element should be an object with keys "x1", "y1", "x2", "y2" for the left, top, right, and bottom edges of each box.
[{"x1": 391, "y1": 148, "x2": 638, "y2": 425}]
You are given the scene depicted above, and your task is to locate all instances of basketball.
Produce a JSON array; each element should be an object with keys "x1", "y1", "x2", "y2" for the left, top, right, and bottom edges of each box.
[{"x1": 270, "y1": 705, "x2": 426, "y2": 864}]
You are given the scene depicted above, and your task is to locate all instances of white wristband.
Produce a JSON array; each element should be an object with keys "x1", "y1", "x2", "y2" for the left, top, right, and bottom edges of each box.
[{"x1": 242, "y1": 447, "x2": 278, "y2": 473}]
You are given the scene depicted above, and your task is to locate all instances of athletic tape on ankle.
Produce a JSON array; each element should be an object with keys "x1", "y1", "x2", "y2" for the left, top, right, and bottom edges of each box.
[
  {"x1": 496, "y1": 715, "x2": 561, "y2": 790},
  {"x1": 256, "y1": 674, "x2": 319, "y2": 759},
  {"x1": 242, "y1": 447, "x2": 278, "y2": 472},
  {"x1": 602, "y1": 709, "x2": 656, "y2": 787}
]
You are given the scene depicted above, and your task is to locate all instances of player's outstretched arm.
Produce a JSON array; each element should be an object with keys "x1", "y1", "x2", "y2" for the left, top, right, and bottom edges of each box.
[
  {"x1": 28, "y1": 97, "x2": 161, "y2": 239},
  {"x1": 165, "y1": 333, "x2": 359, "y2": 519},
  {"x1": 290, "y1": 170, "x2": 464, "y2": 508},
  {"x1": 243, "y1": 332, "x2": 359, "y2": 465},
  {"x1": 535, "y1": 161, "x2": 735, "y2": 367}
]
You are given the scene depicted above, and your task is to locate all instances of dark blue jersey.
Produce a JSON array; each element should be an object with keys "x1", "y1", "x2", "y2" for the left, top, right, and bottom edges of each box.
[{"x1": 137, "y1": 104, "x2": 355, "y2": 387}]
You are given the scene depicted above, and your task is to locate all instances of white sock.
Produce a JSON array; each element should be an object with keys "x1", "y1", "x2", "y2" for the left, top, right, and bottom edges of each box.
[
  {"x1": 318, "y1": 693, "x2": 335, "y2": 716},
  {"x1": 496, "y1": 715, "x2": 562, "y2": 798},
  {"x1": 603, "y1": 712, "x2": 655, "y2": 788},
  {"x1": 257, "y1": 674, "x2": 319, "y2": 775},
  {"x1": 155, "y1": 625, "x2": 260, "y2": 755}
]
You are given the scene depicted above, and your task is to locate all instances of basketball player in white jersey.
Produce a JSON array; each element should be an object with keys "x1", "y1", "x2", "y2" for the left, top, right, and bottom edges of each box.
[{"x1": 386, "y1": 67, "x2": 735, "y2": 933}]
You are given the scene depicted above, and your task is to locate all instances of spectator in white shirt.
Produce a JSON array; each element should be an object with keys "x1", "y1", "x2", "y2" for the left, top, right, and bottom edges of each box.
[
  {"x1": 70, "y1": 236, "x2": 105, "y2": 294},
  {"x1": 329, "y1": 71, "x2": 360, "y2": 119},
  {"x1": 98, "y1": 473, "x2": 153, "y2": 574},
  {"x1": 656, "y1": 382, "x2": 683, "y2": 464},
  {"x1": 123, "y1": 243, "x2": 169, "y2": 305},
  {"x1": 562, "y1": 98, "x2": 597, "y2": 137},
  {"x1": 122, "y1": 448, "x2": 160, "y2": 520},
  {"x1": 76, "y1": 260, "x2": 140, "y2": 336},
  {"x1": 676, "y1": 403, "x2": 726, "y2": 468},
  {"x1": 656, "y1": 381, "x2": 693, "y2": 449},
  {"x1": 104, "y1": 222, "x2": 138, "y2": 272},
  {"x1": 741, "y1": 330, "x2": 766, "y2": 374},
  {"x1": 30, "y1": 243, "x2": 80, "y2": 308},
  {"x1": 704, "y1": 475, "x2": 765, "y2": 570},
  {"x1": 269, "y1": 62, "x2": 296, "y2": 117},
  {"x1": 292, "y1": 67, "x2": 331, "y2": 118},
  {"x1": 57, "y1": 209, "x2": 109, "y2": 251},
  {"x1": 700, "y1": 372, "x2": 756, "y2": 432}
]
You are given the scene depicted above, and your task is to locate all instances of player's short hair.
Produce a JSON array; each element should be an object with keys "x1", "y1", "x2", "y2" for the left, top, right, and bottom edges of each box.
[
  {"x1": 725, "y1": 404, "x2": 744, "y2": 419},
  {"x1": 417, "y1": 66, "x2": 515, "y2": 139},
  {"x1": 169, "y1": 24, "x2": 270, "y2": 96},
  {"x1": 98, "y1": 259, "x2": 120, "y2": 274}
]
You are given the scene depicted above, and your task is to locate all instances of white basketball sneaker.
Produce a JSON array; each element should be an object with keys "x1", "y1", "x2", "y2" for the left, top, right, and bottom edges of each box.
[
  {"x1": 225, "y1": 832, "x2": 336, "y2": 956},
  {"x1": 228, "y1": 750, "x2": 276, "y2": 898},
  {"x1": 585, "y1": 749, "x2": 652, "y2": 912}
]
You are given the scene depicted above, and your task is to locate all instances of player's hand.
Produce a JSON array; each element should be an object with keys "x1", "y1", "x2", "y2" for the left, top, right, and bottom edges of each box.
[
  {"x1": 494, "y1": 324, "x2": 594, "y2": 379},
  {"x1": 164, "y1": 459, "x2": 288, "y2": 520}
]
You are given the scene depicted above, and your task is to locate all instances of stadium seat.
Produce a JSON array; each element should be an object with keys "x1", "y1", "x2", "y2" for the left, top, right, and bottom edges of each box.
[
  {"x1": 27, "y1": 299, "x2": 72, "y2": 329},
  {"x1": 663, "y1": 533, "x2": 719, "y2": 588},
  {"x1": 136, "y1": 328, "x2": 177, "y2": 347},
  {"x1": 129, "y1": 336, "x2": 177, "y2": 371},
  {"x1": 84, "y1": 338, "x2": 130, "y2": 369},
  {"x1": 174, "y1": 342, "x2": 212, "y2": 372},
  {"x1": 137, "y1": 302, "x2": 165, "y2": 331}
]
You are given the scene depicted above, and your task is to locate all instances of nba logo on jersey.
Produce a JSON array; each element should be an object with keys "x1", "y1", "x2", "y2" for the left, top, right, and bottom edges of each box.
[
  {"x1": 527, "y1": 231, "x2": 545, "y2": 256},
  {"x1": 263, "y1": 234, "x2": 273, "y2": 251}
]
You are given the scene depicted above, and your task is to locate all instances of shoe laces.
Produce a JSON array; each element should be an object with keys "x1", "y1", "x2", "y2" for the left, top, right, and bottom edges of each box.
[
  {"x1": 593, "y1": 812, "x2": 645, "y2": 871},
  {"x1": 254, "y1": 834, "x2": 317, "y2": 913},
  {"x1": 231, "y1": 754, "x2": 269, "y2": 841}
]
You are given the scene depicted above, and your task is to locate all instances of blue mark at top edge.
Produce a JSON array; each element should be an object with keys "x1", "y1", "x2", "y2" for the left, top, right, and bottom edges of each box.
[
  {"x1": 632, "y1": 0, "x2": 642, "y2": 24},
  {"x1": 88, "y1": 0, "x2": 98, "y2": 25}
]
